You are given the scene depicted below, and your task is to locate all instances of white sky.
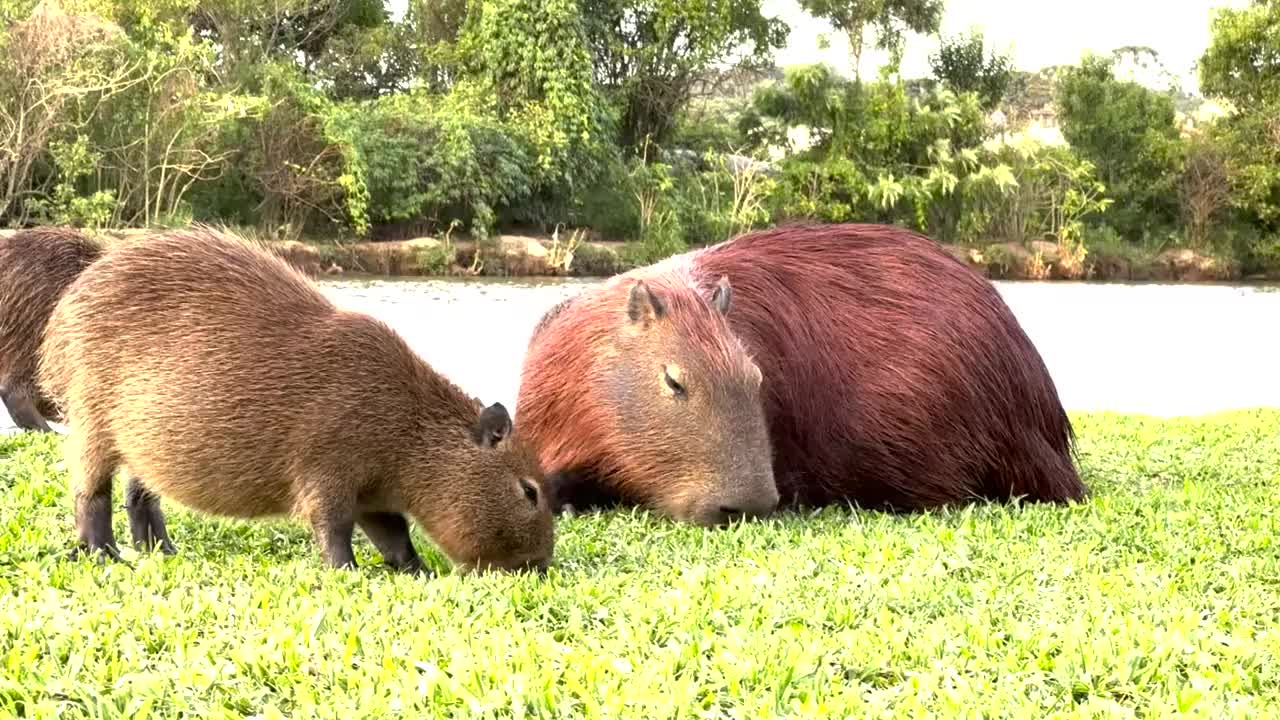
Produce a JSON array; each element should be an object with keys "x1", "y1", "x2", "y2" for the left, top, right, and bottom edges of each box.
[
  {"x1": 386, "y1": 0, "x2": 1250, "y2": 93},
  {"x1": 764, "y1": 0, "x2": 1250, "y2": 92}
]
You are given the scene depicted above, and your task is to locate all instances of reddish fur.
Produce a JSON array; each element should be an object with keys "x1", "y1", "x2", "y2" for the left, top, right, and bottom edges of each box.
[
  {"x1": 518, "y1": 223, "x2": 1085, "y2": 514},
  {"x1": 520, "y1": 261, "x2": 766, "y2": 512}
]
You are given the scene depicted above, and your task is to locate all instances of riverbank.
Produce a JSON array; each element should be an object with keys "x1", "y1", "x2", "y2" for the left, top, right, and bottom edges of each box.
[
  {"x1": 298, "y1": 234, "x2": 1277, "y2": 283},
  {"x1": 2, "y1": 408, "x2": 1278, "y2": 716},
  {"x1": 4, "y1": 227, "x2": 1276, "y2": 283}
]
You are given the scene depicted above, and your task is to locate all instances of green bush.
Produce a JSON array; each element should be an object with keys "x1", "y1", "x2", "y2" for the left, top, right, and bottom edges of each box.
[
  {"x1": 770, "y1": 157, "x2": 870, "y2": 223},
  {"x1": 1056, "y1": 55, "x2": 1184, "y2": 242},
  {"x1": 344, "y1": 93, "x2": 533, "y2": 240},
  {"x1": 1221, "y1": 223, "x2": 1280, "y2": 276},
  {"x1": 570, "y1": 242, "x2": 625, "y2": 276},
  {"x1": 455, "y1": 0, "x2": 616, "y2": 224},
  {"x1": 245, "y1": 64, "x2": 370, "y2": 237},
  {"x1": 745, "y1": 68, "x2": 998, "y2": 239},
  {"x1": 577, "y1": 154, "x2": 641, "y2": 240}
]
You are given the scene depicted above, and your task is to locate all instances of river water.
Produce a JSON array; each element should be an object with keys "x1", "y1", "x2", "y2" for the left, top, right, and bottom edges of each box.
[{"x1": 3, "y1": 278, "x2": 1278, "y2": 432}]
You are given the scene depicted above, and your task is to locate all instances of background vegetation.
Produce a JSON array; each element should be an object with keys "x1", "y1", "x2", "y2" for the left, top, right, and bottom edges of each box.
[{"x1": 1, "y1": 0, "x2": 1277, "y2": 278}]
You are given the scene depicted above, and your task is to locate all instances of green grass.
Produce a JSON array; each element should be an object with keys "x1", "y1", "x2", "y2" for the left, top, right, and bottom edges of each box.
[{"x1": 1, "y1": 410, "x2": 1279, "y2": 719}]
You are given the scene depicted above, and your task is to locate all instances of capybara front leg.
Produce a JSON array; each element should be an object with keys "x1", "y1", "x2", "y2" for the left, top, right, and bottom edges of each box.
[
  {"x1": 1, "y1": 383, "x2": 52, "y2": 433},
  {"x1": 547, "y1": 468, "x2": 621, "y2": 515},
  {"x1": 124, "y1": 476, "x2": 176, "y2": 555},
  {"x1": 358, "y1": 512, "x2": 425, "y2": 574}
]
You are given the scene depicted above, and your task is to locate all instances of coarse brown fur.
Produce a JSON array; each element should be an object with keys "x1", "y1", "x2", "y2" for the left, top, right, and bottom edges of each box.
[
  {"x1": 517, "y1": 223, "x2": 1086, "y2": 522},
  {"x1": 38, "y1": 226, "x2": 554, "y2": 573},
  {"x1": 0, "y1": 227, "x2": 174, "y2": 553},
  {"x1": 0, "y1": 227, "x2": 102, "y2": 430}
]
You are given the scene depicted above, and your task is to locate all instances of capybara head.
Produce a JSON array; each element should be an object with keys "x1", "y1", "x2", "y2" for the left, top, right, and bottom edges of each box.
[
  {"x1": 420, "y1": 401, "x2": 555, "y2": 573},
  {"x1": 596, "y1": 275, "x2": 778, "y2": 525}
]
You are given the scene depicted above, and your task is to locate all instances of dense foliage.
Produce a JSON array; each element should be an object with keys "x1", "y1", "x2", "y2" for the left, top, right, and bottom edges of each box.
[
  {"x1": 928, "y1": 30, "x2": 1013, "y2": 110},
  {"x1": 1198, "y1": 0, "x2": 1280, "y2": 270},
  {"x1": 0, "y1": 0, "x2": 1277, "y2": 275},
  {"x1": 1055, "y1": 55, "x2": 1184, "y2": 243}
]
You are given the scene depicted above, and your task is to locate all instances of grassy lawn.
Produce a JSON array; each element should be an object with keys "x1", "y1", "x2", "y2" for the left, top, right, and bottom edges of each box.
[{"x1": 1, "y1": 410, "x2": 1278, "y2": 719}]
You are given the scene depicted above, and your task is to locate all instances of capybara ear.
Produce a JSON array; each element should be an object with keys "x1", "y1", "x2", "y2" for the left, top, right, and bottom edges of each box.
[
  {"x1": 472, "y1": 402, "x2": 512, "y2": 448},
  {"x1": 626, "y1": 280, "x2": 665, "y2": 327},
  {"x1": 710, "y1": 275, "x2": 732, "y2": 315}
]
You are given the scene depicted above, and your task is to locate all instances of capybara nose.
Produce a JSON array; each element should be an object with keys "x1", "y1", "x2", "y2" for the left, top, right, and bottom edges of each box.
[{"x1": 704, "y1": 490, "x2": 779, "y2": 525}]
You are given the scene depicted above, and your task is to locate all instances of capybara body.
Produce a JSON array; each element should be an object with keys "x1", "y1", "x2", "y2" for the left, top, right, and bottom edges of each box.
[
  {"x1": 517, "y1": 223, "x2": 1086, "y2": 522},
  {"x1": 0, "y1": 228, "x2": 174, "y2": 552},
  {"x1": 0, "y1": 227, "x2": 102, "y2": 430},
  {"x1": 39, "y1": 227, "x2": 554, "y2": 572}
]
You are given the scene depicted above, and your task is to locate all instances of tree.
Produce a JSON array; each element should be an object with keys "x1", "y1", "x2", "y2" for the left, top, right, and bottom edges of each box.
[
  {"x1": 578, "y1": 0, "x2": 787, "y2": 152},
  {"x1": 1056, "y1": 54, "x2": 1183, "y2": 240},
  {"x1": 797, "y1": 0, "x2": 943, "y2": 80},
  {"x1": 1178, "y1": 135, "x2": 1231, "y2": 248},
  {"x1": 456, "y1": 0, "x2": 615, "y2": 224},
  {"x1": 1199, "y1": 0, "x2": 1280, "y2": 231},
  {"x1": 0, "y1": 0, "x2": 137, "y2": 224},
  {"x1": 928, "y1": 30, "x2": 1013, "y2": 110},
  {"x1": 187, "y1": 0, "x2": 385, "y2": 86},
  {"x1": 1199, "y1": 0, "x2": 1280, "y2": 108}
]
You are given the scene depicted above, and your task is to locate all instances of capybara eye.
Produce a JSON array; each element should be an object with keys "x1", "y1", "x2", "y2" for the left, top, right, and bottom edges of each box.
[
  {"x1": 520, "y1": 479, "x2": 539, "y2": 505},
  {"x1": 663, "y1": 368, "x2": 686, "y2": 398}
]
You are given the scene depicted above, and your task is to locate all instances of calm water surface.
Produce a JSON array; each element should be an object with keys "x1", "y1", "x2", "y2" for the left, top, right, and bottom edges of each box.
[{"x1": 3, "y1": 278, "x2": 1278, "y2": 432}]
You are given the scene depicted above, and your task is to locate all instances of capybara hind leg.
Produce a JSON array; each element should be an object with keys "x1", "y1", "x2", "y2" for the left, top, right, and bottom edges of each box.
[
  {"x1": 124, "y1": 477, "x2": 177, "y2": 555},
  {"x1": 66, "y1": 432, "x2": 123, "y2": 562},
  {"x1": 358, "y1": 512, "x2": 425, "y2": 574},
  {"x1": 1, "y1": 383, "x2": 52, "y2": 433}
]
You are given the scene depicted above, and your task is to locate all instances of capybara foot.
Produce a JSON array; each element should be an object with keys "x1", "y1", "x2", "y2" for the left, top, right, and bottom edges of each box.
[
  {"x1": 69, "y1": 541, "x2": 126, "y2": 564},
  {"x1": 1, "y1": 384, "x2": 53, "y2": 433},
  {"x1": 124, "y1": 479, "x2": 177, "y2": 555},
  {"x1": 75, "y1": 488, "x2": 121, "y2": 560},
  {"x1": 358, "y1": 512, "x2": 424, "y2": 574}
]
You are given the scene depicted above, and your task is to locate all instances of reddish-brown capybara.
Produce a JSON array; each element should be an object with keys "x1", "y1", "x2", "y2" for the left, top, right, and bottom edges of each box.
[
  {"x1": 0, "y1": 227, "x2": 175, "y2": 553},
  {"x1": 516, "y1": 223, "x2": 1086, "y2": 523},
  {"x1": 38, "y1": 226, "x2": 554, "y2": 573}
]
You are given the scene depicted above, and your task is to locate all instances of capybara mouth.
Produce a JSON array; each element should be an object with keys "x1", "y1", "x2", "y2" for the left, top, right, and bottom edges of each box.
[
  {"x1": 459, "y1": 554, "x2": 551, "y2": 576},
  {"x1": 680, "y1": 484, "x2": 781, "y2": 527}
]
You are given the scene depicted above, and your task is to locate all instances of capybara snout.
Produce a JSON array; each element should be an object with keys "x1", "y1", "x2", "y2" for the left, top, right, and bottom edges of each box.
[{"x1": 693, "y1": 481, "x2": 781, "y2": 526}]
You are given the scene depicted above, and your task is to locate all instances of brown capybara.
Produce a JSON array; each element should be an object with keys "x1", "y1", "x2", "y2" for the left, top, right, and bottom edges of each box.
[
  {"x1": 516, "y1": 223, "x2": 1086, "y2": 524},
  {"x1": 0, "y1": 227, "x2": 102, "y2": 431},
  {"x1": 38, "y1": 226, "x2": 554, "y2": 573},
  {"x1": 0, "y1": 227, "x2": 175, "y2": 554}
]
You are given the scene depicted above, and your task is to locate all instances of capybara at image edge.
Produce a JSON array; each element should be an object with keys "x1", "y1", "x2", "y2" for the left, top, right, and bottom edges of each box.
[
  {"x1": 0, "y1": 226, "x2": 174, "y2": 553},
  {"x1": 516, "y1": 222, "x2": 1086, "y2": 521},
  {"x1": 38, "y1": 226, "x2": 554, "y2": 573}
]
